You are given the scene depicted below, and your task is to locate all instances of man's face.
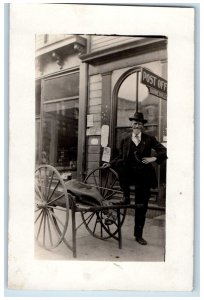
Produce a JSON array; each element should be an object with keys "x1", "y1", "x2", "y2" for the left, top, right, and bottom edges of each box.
[{"x1": 131, "y1": 121, "x2": 144, "y2": 135}]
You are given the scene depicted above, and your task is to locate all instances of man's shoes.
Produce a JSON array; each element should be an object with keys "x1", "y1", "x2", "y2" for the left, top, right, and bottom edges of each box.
[{"x1": 135, "y1": 237, "x2": 147, "y2": 245}]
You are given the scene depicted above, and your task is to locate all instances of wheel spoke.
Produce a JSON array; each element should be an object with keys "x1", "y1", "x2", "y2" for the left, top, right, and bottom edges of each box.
[
  {"x1": 35, "y1": 183, "x2": 43, "y2": 201},
  {"x1": 46, "y1": 170, "x2": 54, "y2": 201},
  {"x1": 84, "y1": 212, "x2": 95, "y2": 226},
  {"x1": 35, "y1": 193, "x2": 42, "y2": 203},
  {"x1": 47, "y1": 180, "x2": 60, "y2": 202},
  {"x1": 47, "y1": 193, "x2": 64, "y2": 205},
  {"x1": 35, "y1": 207, "x2": 41, "y2": 213},
  {"x1": 36, "y1": 210, "x2": 44, "y2": 240},
  {"x1": 104, "y1": 177, "x2": 117, "y2": 199},
  {"x1": 47, "y1": 210, "x2": 61, "y2": 239},
  {"x1": 43, "y1": 210, "x2": 47, "y2": 247},
  {"x1": 39, "y1": 168, "x2": 46, "y2": 199},
  {"x1": 35, "y1": 209, "x2": 43, "y2": 224},
  {"x1": 47, "y1": 211, "x2": 53, "y2": 246},
  {"x1": 49, "y1": 209, "x2": 65, "y2": 228},
  {"x1": 35, "y1": 173, "x2": 42, "y2": 194},
  {"x1": 102, "y1": 171, "x2": 109, "y2": 197},
  {"x1": 47, "y1": 205, "x2": 67, "y2": 212},
  {"x1": 35, "y1": 165, "x2": 69, "y2": 250},
  {"x1": 83, "y1": 167, "x2": 127, "y2": 240},
  {"x1": 93, "y1": 218, "x2": 97, "y2": 234}
]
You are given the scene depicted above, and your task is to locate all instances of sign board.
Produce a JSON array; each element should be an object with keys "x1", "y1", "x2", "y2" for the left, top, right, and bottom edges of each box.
[
  {"x1": 102, "y1": 146, "x2": 111, "y2": 162},
  {"x1": 148, "y1": 86, "x2": 167, "y2": 100},
  {"x1": 86, "y1": 127, "x2": 101, "y2": 136},
  {"x1": 141, "y1": 67, "x2": 167, "y2": 100},
  {"x1": 101, "y1": 125, "x2": 109, "y2": 147}
]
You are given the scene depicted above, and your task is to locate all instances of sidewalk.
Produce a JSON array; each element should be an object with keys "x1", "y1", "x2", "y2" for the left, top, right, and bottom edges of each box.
[{"x1": 35, "y1": 212, "x2": 165, "y2": 262}]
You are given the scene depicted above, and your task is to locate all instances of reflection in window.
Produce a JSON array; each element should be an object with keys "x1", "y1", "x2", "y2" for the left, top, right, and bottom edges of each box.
[
  {"x1": 116, "y1": 70, "x2": 161, "y2": 150},
  {"x1": 115, "y1": 66, "x2": 167, "y2": 202},
  {"x1": 41, "y1": 100, "x2": 79, "y2": 171},
  {"x1": 37, "y1": 70, "x2": 80, "y2": 175}
]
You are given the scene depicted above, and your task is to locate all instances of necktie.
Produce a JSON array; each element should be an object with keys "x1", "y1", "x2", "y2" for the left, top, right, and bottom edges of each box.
[{"x1": 135, "y1": 135, "x2": 140, "y2": 146}]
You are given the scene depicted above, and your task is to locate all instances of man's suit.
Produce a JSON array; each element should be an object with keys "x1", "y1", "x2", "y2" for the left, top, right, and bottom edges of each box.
[{"x1": 110, "y1": 132, "x2": 167, "y2": 238}]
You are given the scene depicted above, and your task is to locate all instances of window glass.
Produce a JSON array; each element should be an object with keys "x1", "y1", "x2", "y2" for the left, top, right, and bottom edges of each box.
[
  {"x1": 116, "y1": 70, "x2": 161, "y2": 150},
  {"x1": 35, "y1": 81, "x2": 41, "y2": 115},
  {"x1": 115, "y1": 64, "x2": 167, "y2": 204},
  {"x1": 41, "y1": 100, "x2": 79, "y2": 172},
  {"x1": 44, "y1": 72, "x2": 79, "y2": 101}
]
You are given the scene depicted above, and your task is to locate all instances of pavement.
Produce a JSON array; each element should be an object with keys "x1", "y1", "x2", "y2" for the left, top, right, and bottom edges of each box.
[{"x1": 35, "y1": 211, "x2": 165, "y2": 262}]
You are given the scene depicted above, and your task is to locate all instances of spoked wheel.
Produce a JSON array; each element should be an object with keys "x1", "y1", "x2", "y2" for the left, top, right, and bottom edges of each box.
[
  {"x1": 81, "y1": 167, "x2": 127, "y2": 240},
  {"x1": 35, "y1": 164, "x2": 69, "y2": 250}
]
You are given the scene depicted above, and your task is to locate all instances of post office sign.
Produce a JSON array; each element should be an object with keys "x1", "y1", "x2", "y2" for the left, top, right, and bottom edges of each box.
[{"x1": 141, "y1": 67, "x2": 167, "y2": 100}]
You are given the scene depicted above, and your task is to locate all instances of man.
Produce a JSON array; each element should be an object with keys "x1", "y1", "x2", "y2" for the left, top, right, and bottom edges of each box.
[{"x1": 105, "y1": 112, "x2": 167, "y2": 245}]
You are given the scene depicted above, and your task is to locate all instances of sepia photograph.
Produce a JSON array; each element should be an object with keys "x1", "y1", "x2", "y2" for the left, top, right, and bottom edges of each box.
[
  {"x1": 34, "y1": 34, "x2": 168, "y2": 261},
  {"x1": 8, "y1": 3, "x2": 195, "y2": 292}
]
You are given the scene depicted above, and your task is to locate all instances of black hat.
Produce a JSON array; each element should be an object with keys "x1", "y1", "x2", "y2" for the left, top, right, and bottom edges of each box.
[{"x1": 129, "y1": 112, "x2": 147, "y2": 124}]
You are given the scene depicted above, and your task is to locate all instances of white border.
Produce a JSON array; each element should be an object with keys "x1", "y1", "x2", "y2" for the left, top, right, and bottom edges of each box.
[{"x1": 8, "y1": 3, "x2": 194, "y2": 292}]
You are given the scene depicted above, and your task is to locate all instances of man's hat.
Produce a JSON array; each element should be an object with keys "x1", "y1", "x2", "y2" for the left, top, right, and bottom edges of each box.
[{"x1": 129, "y1": 112, "x2": 147, "y2": 124}]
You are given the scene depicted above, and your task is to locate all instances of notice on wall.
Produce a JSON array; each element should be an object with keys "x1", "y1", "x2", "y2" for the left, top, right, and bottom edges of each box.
[
  {"x1": 86, "y1": 127, "x2": 101, "y2": 136},
  {"x1": 101, "y1": 125, "x2": 109, "y2": 147},
  {"x1": 102, "y1": 146, "x2": 111, "y2": 162},
  {"x1": 90, "y1": 138, "x2": 99, "y2": 145}
]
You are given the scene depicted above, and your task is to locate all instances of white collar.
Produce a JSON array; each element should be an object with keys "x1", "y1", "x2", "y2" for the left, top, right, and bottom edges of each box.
[{"x1": 132, "y1": 132, "x2": 141, "y2": 139}]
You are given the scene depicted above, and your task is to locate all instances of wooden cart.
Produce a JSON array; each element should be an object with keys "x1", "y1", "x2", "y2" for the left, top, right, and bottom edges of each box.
[{"x1": 35, "y1": 164, "x2": 138, "y2": 258}]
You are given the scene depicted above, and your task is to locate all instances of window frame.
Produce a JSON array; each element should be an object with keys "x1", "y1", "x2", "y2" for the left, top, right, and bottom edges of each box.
[
  {"x1": 36, "y1": 68, "x2": 80, "y2": 171},
  {"x1": 111, "y1": 66, "x2": 167, "y2": 207},
  {"x1": 110, "y1": 66, "x2": 142, "y2": 151}
]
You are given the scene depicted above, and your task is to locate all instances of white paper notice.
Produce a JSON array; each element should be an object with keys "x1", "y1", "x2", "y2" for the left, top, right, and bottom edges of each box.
[
  {"x1": 101, "y1": 125, "x2": 109, "y2": 147},
  {"x1": 102, "y1": 146, "x2": 111, "y2": 162}
]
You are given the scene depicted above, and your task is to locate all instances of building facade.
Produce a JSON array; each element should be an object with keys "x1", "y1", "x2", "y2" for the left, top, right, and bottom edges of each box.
[{"x1": 35, "y1": 34, "x2": 167, "y2": 208}]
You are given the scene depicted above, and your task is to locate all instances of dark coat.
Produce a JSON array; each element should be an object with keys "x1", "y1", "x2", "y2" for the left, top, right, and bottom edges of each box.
[{"x1": 110, "y1": 133, "x2": 167, "y2": 188}]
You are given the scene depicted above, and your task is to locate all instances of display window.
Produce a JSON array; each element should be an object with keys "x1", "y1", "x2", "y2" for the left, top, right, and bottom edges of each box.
[
  {"x1": 35, "y1": 70, "x2": 79, "y2": 177},
  {"x1": 113, "y1": 63, "x2": 167, "y2": 205},
  {"x1": 115, "y1": 64, "x2": 167, "y2": 151}
]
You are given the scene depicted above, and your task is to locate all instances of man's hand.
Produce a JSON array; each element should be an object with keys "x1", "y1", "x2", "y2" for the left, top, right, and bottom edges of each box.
[
  {"x1": 102, "y1": 163, "x2": 111, "y2": 168},
  {"x1": 142, "y1": 157, "x2": 157, "y2": 164}
]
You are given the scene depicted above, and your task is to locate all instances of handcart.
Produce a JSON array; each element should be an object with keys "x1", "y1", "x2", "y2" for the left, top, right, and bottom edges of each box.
[{"x1": 35, "y1": 164, "x2": 137, "y2": 258}]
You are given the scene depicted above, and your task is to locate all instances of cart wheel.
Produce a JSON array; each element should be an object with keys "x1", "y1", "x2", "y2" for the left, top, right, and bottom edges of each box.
[
  {"x1": 35, "y1": 165, "x2": 69, "y2": 250},
  {"x1": 81, "y1": 167, "x2": 127, "y2": 240}
]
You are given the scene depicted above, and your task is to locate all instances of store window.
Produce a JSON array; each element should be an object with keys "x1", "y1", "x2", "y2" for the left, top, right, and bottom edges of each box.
[
  {"x1": 41, "y1": 100, "x2": 79, "y2": 171},
  {"x1": 115, "y1": 65, "x2": 167, "y2": 151},
  {"x1": 37, "y1": 71, "x2": 79, "y2": 176},
  {"x1": 114, "y1": 65, "x2": 167, "y2": 205}
]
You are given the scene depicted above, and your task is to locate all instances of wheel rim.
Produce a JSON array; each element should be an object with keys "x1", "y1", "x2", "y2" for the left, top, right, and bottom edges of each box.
[
  {"x1": 81, "y1": 167, "x2": 126, "y2": 239},
  {"x1": 35, "y1": 165, "x2": 69, "y2": 249}
]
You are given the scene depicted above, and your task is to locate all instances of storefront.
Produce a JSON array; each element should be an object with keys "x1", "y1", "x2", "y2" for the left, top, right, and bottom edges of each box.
[
  {"x1": 35, "y1": 34, "x2": 167, "y2": 208},
  {"x1": 35, "y1": 35, "x2": 87, "y2": 180}
]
